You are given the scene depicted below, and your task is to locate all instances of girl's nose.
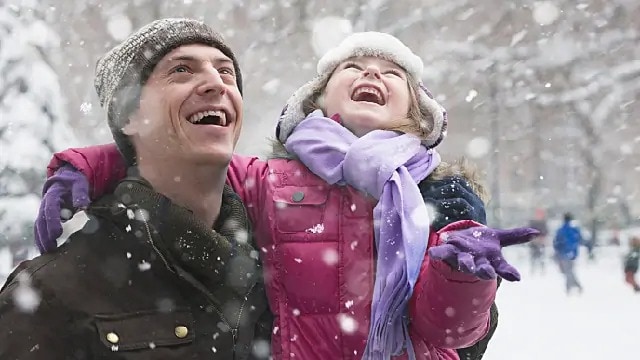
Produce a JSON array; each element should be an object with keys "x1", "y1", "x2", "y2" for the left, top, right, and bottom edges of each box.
[{"x1": 362, "y1": 66, "x2": 381, "y2": 79}]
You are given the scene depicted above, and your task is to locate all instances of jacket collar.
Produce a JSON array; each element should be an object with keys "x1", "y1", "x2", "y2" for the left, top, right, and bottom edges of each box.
[{"x1": 101, "y1": 176, "x2": 256, "y2": 295}]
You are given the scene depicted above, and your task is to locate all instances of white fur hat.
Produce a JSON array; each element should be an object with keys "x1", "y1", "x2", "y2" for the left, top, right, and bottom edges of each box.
[{"x1": 276, "y1": 31, "x2": 448, "y2": 148}]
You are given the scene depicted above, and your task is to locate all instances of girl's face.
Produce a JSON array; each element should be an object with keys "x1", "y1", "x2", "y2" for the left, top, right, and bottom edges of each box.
[{"x1": 322, "y1": 56, "x2": 412, "y2": 137}]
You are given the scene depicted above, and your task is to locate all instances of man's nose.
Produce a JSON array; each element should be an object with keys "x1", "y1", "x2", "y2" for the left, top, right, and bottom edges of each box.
[
  {"x1": 362, "y1": 66, "x2": 381, "y2": 79},
  {"x1": 195, "y1": 66, "x2": 226, "y2": 96}
]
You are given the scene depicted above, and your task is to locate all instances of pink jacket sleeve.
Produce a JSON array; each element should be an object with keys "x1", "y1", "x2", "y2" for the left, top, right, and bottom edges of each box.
[
  {"x1": 409, "y1": 220, "x2": 497, "y2": 350},
  {"x1": 226, "y1": 154, "x2": 269, "y2": 226},
  {"x1": 47, "y1": 143, "x2": 126, "y2": 200}
]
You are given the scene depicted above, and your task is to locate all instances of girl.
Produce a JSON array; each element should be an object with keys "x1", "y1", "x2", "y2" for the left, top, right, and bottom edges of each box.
[{"x1": 35, "y1": 32, "x2": 535, "y2": 359}]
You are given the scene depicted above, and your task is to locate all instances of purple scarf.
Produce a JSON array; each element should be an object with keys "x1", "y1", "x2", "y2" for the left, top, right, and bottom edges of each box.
[{"x1": 285, "y1": 111, "x2": 441, "y2": 359}]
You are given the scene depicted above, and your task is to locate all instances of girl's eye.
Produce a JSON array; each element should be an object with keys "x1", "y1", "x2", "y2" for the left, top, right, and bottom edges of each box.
[
  {"x1": 384, "y1": 69, "x2": 403, "y2": 77},
  {"x1": 343, "y1": 62, "x2": 362, "y2": 70}
]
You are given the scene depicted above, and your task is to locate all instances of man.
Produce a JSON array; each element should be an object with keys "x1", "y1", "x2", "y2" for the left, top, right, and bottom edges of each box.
[
  {"x1": 553, "y1": 212, "x2": 584, "y2": 294},
  {"x1": 0, "y1": 18, "x2": 270, "y2": 359}
]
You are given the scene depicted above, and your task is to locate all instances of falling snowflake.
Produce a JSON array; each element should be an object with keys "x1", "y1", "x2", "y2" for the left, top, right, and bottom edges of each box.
[
  {"x1": 345, "y1": 300, "x2": 354, "y2": 309},
  {"x1": 466, "y1": 137, "x2": 491, "y2": 159},
  {"x1": 292, "y1": 309, "x2": 301, "y2": 316},
  {"x1": 322, "y1": 249, "x2": 339, "y2": 266},
  {"x1": 234, "y1": 229, "x2": 249, "y2": 244},
  {"x1": 149, "y1": 342, "x2": 156, "y2": 349},
  {"x1": 294, "y1": 258, "x2": 302, "y2": 264},
  {"x1": 12, "y1": 280, "x2": 41, "y2": 313},
  {"x1": 337, "y1": 314, "x2": 358, "y2": 334},
  {"x1": 305, "y1": 223, "x2": 325, "y2": 234},
  {"x1": 138, "y1": 260, "x2": 151, "y2": 271},
  {"x1": 135, "y1": 209, "x2": 150, "y2": 222},
  {"x1": 79, "y1": 102, "x2": 92, "y2": 114},
  {"x1": 445, "y1": 307, "x2": 456, "y2": 317},
  {"x1": 532, "y1": 1, "x2": 560, "y2": 26},
  {"x1": 311, "y1": 16, "x2": 353, "y2": 56},
  {"x1": 262, "y1": 79, "x2": 281, "y2": 95},
  {"x1": 252, "y1": 339, "x2": 271, "y2": 358},
  {"x1": 106, "y1": 13, "x2": 132, "y2": 41},
  {"x1": 409, "y1": 206, "x2": 429, "y2": 226},
  {"x1": 465, "y1": 89, "x2": 478, "y2": 102}
]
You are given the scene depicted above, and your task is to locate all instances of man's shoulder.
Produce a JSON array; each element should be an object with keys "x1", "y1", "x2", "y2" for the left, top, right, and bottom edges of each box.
[
  {"x1": 1, "y1": 211, "x2": 125, "y2": 295},
  {"x1": 1, "y1": 234, "x2": 111, "y2": 292}
]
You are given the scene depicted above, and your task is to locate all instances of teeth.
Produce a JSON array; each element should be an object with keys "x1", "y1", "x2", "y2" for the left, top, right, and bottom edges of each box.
[
  {"x1": 188, "y1": 110, "x2": 227, "y2": 125},
  {"x1": 353, "y1": 87, "x2": 383, "y2": 103}
]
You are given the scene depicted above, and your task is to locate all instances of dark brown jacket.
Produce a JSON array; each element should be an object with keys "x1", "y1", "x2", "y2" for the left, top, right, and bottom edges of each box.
[{"x1": 0, "y1": 178, "x2": 271, "y2": 359}]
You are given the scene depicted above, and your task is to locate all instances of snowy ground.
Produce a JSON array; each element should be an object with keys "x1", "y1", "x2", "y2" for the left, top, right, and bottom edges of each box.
[
  {"x1": 485, "y1": 245, "x2": 639, "y2": 360},
  {"x1": 1, "y1": 244, "x2": 638, "y2": 360}
]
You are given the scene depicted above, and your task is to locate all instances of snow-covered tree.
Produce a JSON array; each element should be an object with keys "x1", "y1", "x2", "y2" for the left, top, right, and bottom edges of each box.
[
  {"x1": 0, "y1": 2, "x2": 78, "y2": 249},
  {"x1": 28, "y1": 0, "x2": 640, "y2": 232}
]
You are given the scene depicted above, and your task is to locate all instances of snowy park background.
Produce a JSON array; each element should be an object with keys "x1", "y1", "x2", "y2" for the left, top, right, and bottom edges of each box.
[{"x1": 1, "y1": 0, "x2": 639, "y2": 358}]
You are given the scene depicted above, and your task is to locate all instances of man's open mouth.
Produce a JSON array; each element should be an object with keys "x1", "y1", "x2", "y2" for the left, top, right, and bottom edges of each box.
[{"x1": 187, "y1": 110, "x2": 228, "y2": 126}]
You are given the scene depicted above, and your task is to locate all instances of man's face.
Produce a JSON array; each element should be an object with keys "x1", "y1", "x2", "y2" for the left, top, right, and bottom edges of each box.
[{"x1": 124, "y1": 44, "x2": 243, "y2": 166}]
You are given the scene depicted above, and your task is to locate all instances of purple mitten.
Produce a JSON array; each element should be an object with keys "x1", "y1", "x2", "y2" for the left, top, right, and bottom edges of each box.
[
  {"x1": 428, "y1": 226, "x2": 539, "y2": 281},
  {"x1": 34, "y1": 165, "x2": 90, "y2": 253}
]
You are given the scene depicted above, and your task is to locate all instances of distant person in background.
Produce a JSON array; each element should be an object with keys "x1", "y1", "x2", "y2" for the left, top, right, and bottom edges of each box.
[
  {"x1": 527, "y1": 208, "x2": 549, "y2": 274},
  {"x1": 553, "y1": 212, "x2": 584, "y2": 294},
  {"x1": 623, "y1": 236, "x2": 640, "y2": 293}
]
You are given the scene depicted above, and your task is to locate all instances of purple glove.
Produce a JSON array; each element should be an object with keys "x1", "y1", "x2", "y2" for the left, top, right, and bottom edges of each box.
[
  {"x1": 428, "y1": 226, "x2": 539, "y2": 281},
  {"x1": 34, "y1": 165, "x2": 90, "y2": 253}
]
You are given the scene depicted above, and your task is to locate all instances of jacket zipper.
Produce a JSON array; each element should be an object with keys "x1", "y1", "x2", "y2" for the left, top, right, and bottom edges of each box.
[{"x1": 140, "y1": 216, "x2": 257, "y2": 352}]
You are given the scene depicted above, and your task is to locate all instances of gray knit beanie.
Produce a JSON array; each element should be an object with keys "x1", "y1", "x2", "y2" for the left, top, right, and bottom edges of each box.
[{"x1": 94, "y1": 18, "x2": 243, "y2": 165}]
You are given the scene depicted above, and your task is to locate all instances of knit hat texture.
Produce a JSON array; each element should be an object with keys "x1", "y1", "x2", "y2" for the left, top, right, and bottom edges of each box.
[
  {"x1": 277, "y1": 31, "x2": 447, "y2": 149},
  {"x1": 94, "y1": 18, "x2": 242, "y2": 165}
]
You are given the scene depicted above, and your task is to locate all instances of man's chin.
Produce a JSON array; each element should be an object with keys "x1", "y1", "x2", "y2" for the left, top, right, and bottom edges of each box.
[{"x1": 189, "y1": 147, "x2": 234, "y2": 167}]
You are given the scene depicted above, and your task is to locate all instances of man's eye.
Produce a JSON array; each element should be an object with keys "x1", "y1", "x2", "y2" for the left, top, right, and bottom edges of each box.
[
  {"x1": 172, "y1": 65, "x2": 190, "y2": 73},
  {"x1": 219, "y1": 67, "x2": 234, "y2": 76}
]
